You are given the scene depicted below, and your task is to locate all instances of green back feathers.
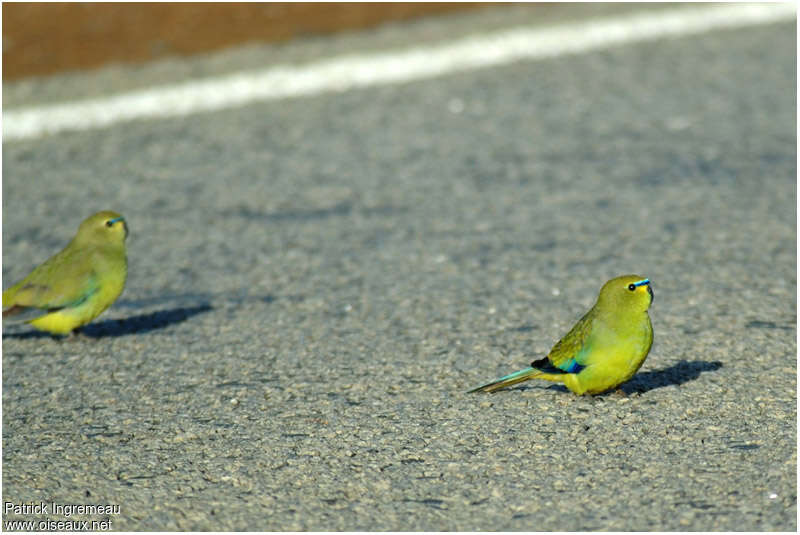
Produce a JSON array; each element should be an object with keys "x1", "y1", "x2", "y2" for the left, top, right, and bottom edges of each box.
[{"x1": 544, "y1": 309, "x2": 594, "y2": 371}]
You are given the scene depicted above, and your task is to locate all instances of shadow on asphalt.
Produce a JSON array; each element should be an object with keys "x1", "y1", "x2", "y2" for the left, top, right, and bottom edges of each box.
[
  {"x1": 622, "y1": 360, "x2": 724, "y2": 394},
  {"x1": 471, "y1": 360, "x2": 723, "y2": 396},
  {"x1": 2, "y1": 304, "x2": 213, "y2": 339}
]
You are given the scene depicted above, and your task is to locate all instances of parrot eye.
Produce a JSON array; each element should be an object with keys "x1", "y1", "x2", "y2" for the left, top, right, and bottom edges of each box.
[
  {"x1": 105, "y1": 220, "x2": 114, "y2": 227},
  {"x1": 627, "y1": 283, "x2": 636, "y2": 291}
]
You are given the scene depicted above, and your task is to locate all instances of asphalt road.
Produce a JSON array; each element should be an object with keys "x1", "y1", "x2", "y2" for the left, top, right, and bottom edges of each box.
[{"x1": 2, "y1": 7, "x2": 796, "y2": 531}]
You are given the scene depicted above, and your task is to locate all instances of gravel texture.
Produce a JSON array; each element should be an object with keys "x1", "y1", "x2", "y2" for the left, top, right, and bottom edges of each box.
[{"x1": 2, "y1": 10, "x2": 796, "y2": 531}]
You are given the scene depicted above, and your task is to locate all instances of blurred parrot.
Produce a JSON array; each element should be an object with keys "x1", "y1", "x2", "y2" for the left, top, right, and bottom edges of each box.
[
  {"x1": 3, "y1": 210, "x2": 128, "y2": 335},
  {"x1": 469, "y1": 275, "x2": 653, "y2": 395}
]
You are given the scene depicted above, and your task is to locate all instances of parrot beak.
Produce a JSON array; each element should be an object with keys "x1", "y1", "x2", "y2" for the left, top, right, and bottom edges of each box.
[
  {"x1": 108, "y1": 216, "x2": 128, "y2": 240},
  {"x1": 631, "y1": 278, "x2": 653, "y2": 304}
]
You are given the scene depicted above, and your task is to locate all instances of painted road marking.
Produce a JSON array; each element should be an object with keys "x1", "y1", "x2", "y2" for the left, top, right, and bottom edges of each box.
[{"x1": 3, "y1": 3, "x2": 794, "y2": 141}]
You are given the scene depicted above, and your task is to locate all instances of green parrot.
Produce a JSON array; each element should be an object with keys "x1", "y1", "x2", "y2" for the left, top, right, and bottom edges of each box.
[
  {"x1": 3, "y1": 210, "x2": 128, "y2": 335},
  {"x1": 469, "y1": 275, "x2": 654, "y2": 395}
]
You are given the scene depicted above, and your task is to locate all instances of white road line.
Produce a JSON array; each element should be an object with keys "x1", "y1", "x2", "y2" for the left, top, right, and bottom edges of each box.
[{"x1": 3, "y1": 3, "x2": 794, "y2": 141}]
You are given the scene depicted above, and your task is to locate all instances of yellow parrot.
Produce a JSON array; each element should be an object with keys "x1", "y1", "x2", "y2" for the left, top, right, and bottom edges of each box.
[
  {"x1": 469, "y1": 275, "x2": 653, "y2": 395},
  {"x1": 3, "y1": 210, "x2": 128, "y2": 335}
]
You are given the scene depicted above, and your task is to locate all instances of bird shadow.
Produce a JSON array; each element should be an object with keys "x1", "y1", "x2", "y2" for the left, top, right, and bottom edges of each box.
[
  {"x1": 620, "y1": 360, "x2": 723, "y2": 394},
  {"x1": 2, "y1": 304, "x2": 213, "y2": 339},
  {"x1": 82, "y1": 304, "x2": 214, "y2": 338},
  {"x1": 488, "y1": 360, "x2": 723, "y2": 396}
]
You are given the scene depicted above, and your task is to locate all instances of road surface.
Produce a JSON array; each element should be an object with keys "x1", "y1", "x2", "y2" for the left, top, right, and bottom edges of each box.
[{"x1": 2, "y1": 5, "x2": 795, "y2": 530}]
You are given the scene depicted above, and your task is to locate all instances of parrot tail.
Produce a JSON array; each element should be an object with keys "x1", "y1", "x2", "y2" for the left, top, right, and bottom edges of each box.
[{"x1": 468, "y1": 366, "x2": 544, "y2": 393}]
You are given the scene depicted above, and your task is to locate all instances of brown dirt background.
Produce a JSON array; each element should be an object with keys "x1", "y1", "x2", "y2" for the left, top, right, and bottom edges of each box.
[{"x1": 3, "y1": 2, "x2": 492, "y2": 80}]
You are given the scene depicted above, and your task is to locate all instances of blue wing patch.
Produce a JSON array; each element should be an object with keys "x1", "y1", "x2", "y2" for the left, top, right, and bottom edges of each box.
[
  {"x1": 531, "y1": 357, "x2": 585, "y2": 375},
  {"x1": 562, "y1": 360, "x2": 585, "y2": 373}
]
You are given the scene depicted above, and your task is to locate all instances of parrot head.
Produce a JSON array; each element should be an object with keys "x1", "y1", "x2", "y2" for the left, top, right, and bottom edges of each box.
[
  {"x1": 594, "y1": 274, "x2": 653, "y2": 315},
  {"x1": 75, "y1": 210, "x2": 129, "y2": 246}
]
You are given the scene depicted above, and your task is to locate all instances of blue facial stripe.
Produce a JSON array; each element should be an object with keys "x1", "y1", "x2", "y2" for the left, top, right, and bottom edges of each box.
[
  {"x1": 107, "y1": 217, "x2": 124, "y2": 225},
  {"x1": 632, "y1": 278, "x2": 650, "y2": 287}
]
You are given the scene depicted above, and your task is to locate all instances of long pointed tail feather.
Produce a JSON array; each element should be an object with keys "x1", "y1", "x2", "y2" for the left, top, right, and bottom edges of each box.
[{"x1": 468, "y1": 366, "x2": 543, "y2": 393}]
